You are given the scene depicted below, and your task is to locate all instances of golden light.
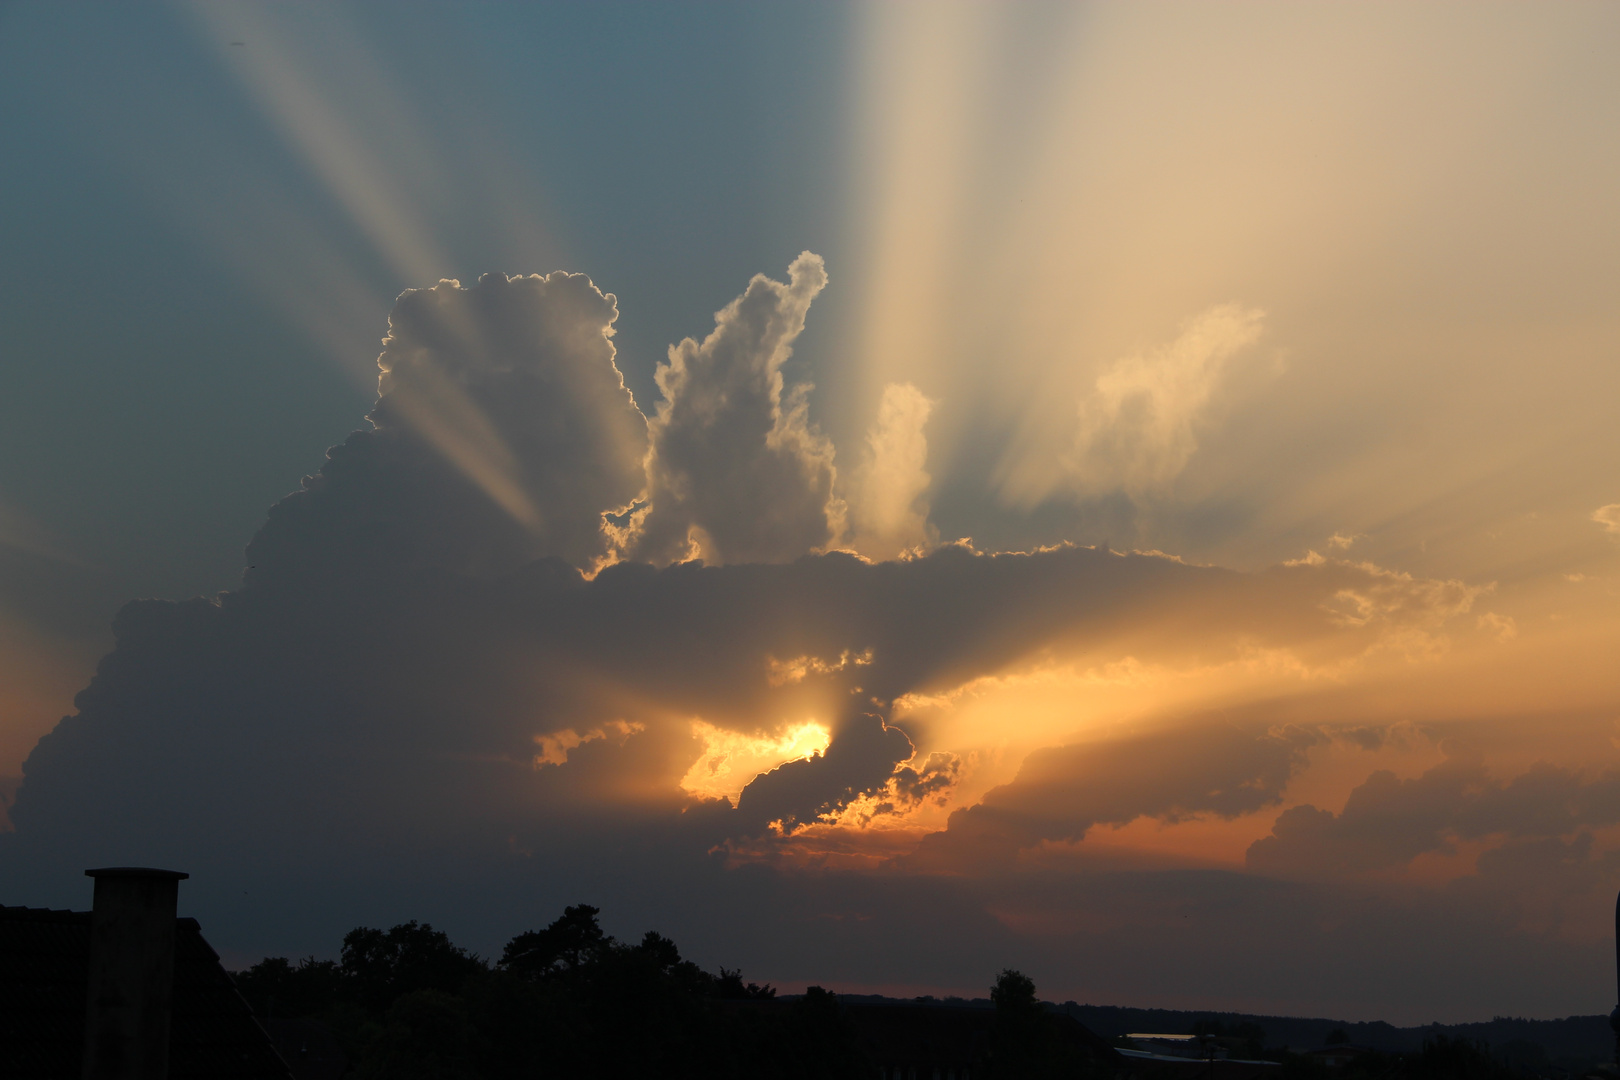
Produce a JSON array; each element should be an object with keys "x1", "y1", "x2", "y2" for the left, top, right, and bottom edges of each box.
[{"x1": 680, "y1": 719, "x2": 832, "y2": 805}]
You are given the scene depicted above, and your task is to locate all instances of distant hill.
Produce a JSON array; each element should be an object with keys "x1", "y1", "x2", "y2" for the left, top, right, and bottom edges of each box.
[{"x1": 830, "y1": 994, "x2": 1614, "y2": 1064}]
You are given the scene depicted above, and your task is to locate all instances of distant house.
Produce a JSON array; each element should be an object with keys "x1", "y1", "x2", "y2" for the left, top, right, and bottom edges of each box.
[{"x1": 0, "y1": 868, "x2": 291, "y2": 1080}]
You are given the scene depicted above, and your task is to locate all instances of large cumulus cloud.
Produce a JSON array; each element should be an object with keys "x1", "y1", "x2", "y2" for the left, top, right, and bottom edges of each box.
[
  {"x1": 11, "y1": 255, "x2": 1574, "y2": 1021},
  {"x1": 250, "y1": 270, "x2": 648, "y2": 582},
  {"x1": 627, "y1": 252, "x2": 842, "y2": 564},
  {"x1": 11, "y1": 542, "x2": 1437, "y2": 863}
]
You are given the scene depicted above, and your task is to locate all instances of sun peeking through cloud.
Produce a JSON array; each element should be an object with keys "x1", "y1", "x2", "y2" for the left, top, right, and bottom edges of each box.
[{"x1": 680, "y1": 720, "x2": 833, "y2": 805}]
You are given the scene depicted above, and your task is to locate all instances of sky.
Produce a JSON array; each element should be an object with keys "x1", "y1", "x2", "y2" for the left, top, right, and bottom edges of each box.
[{"x1": 2, "y1": 0, "x2": 1619, "y2": 1026}]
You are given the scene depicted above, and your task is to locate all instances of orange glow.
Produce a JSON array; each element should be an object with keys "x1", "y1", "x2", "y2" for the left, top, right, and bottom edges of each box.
[
  {"x1": 0, "y1": 611, "x2": 103, "y2": 780},
  {"x1": 1054, "y1": 813, "x2": 1275, "y2": 870},
  {"x1": 680, "y1": 719, "x2": 832, "y2": 805}
]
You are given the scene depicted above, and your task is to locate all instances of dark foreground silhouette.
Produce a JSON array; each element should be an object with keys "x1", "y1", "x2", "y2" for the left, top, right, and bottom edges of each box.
[
  {"x1": 233, "y1": 905, "x2": 1117, "y2": 1080},
  {"x1": 233, "y1": 906, "x2": 1582, "y2": 1079}
]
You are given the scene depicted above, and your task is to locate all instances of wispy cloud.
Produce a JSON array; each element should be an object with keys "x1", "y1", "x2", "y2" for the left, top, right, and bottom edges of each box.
[{"x1": 1066, "y1": 304, "x2": 1266, "y2": 497}]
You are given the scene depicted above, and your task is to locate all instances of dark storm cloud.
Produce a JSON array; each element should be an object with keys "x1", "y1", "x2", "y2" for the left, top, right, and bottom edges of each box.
[
  {"x1": 8, "y1": 543, "x2": 1343, "y2": 856},
  {"x1": 914, "y1": 722, "x2": 1319, "y2": 869},
  {"x1": 1247, "y1": 749, "x2": 1620, "y2": 878},
  {"x1": 3, "y1": 517, "x2": 1474, "y2": 899}
]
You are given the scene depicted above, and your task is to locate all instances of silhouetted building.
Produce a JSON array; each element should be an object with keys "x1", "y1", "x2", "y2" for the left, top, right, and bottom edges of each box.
[{"x1": 0, "y1": 868, "x2": 290, "y2": 1080}]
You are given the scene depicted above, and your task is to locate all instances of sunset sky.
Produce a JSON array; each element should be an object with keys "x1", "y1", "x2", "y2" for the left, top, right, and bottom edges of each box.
[{"x1": 3, "y1": 1, "x2": 1619, "y2": 1026}]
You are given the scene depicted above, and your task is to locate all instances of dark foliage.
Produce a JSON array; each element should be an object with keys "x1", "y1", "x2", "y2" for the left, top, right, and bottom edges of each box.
[
  {"x1": 1262, "y1": 1034, "x2": 1534, "y2": 1080},
  {"x1": 341, "y1": 922, "x2": 487, "y2": 1014},
  {"x1": 234, "y1": 923, "x2": 1576, "y2": 1080},
  {"x1": 233, "y1": 955, "x2": 342, "y2": 1020},
  {"x1": 1316, "y1": 1034, "x2": 1528, "y2": 1079},
  {"x1": 714, "y1": 965, "x2": 777, "y2": 1000},
  {"x1": 984, "y1": 969, "x2": 1112, "y2": 1080},
  {"x1": 233, "y1": 906, "x2": 887, "y2": 1080},
  {"x1": 498, "y1": 905, "x2": 609, "y2": 981},
  {"x1": 1408, "y1": 1034, "x2": 1523, "y2": 1080}
]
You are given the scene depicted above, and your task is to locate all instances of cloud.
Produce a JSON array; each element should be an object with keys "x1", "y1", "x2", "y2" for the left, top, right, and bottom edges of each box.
[
  {"x1": 734, "y1": 713, "x2": 916, "y2": 834},
  {"x1": 626, "y1": 253, "x2": 842, "y2": 565},
  {"x1": 1065, "y1": 304, "x2": 1264, "y2": 497},
  {"x1": 1281, "y1": 551, "x2": 1485, "y2": 660},
  {"x1": 848, "y1": 383, "x2": 938, "y2": 560},
  {"x1": 680, "y1": 720, "x2": 831, "y2": 804},
  {"x1": 534, "y1": 720, "x2": 645, "y2": 768},
  {"x1": 0, "y1": 255, "x2": 1537, "y2": 1019},
  {"x1": 915, "y1": 721, "x2": 1317, "y2": 868},
  {"x1": 249, "y1": 271, "x2": 648, "y2": 581},
  {"x1": 888, "y1": 751, "x2": 961, "y2": 810},
  {"x1": 1447, "y1": 832, "x2": 1620, "y2": 939},
  {"x1": 4, "y1": 538, "x2": 1478, "y2": 884},
  {"x1": 1593, "y1": 503, "x2": 1620, "y2": 538},
  {"x1": 1246, "y1": 749, "x2": 1620, "y2": 880}
]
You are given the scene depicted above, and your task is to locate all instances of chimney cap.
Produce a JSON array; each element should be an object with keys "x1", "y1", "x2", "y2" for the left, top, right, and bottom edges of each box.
[{"x1": 85, "y1": 867, "x2": 190, "y2": 880}]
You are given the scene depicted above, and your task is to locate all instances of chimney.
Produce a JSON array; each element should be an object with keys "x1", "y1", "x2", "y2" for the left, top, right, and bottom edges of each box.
[{"x1": 81, "y1": 867, "x2": 190, "y2": 1080}]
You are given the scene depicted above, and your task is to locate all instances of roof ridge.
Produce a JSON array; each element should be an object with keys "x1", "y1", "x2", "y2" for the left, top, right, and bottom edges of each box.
[{"x1": 0, "y1": 904, "x2": 91, "y2": 919}]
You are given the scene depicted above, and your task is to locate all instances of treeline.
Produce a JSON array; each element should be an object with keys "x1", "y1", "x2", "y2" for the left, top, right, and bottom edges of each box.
[
  {"x1": 1066, "y1": 1002, "x2": 1608, "y2": 1064},
  {"x1": 1106, "y1": 1015, "x2": 1561, "y2": 1078},
  {"x1": 1070, "y1": 1006, "x2": 1594, "y2": 1077},
  {"x1": 232, "y1": 907, "x2": 1559, "y2": 1079},
  {"x1": 1266, "y1": 1036, "x2": 1556, "y2": 1080},
  {"x1": 231, "y1": 904, "x2": 1106, "y2": 1079}
]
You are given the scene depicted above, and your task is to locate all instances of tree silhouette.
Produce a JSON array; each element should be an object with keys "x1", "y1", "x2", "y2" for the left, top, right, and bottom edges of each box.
[
  {"x1": 986, "y1": 969, "x2": 1110, "y2": 1079},
  {"x1": 499, "y1": 903, "x2": 611, "y2": 980},
  {"x1": 340, "y1": 921, "x2": 485, "y2": 1014},
  {"x1": 232, "y1": 955, "x2": 341, "y2": 1019},
  {"x1": 716, "y1": 966, "x2": 777, "y2": 1000},
  {"x1": 235, "y1": 909, "x2": 1130, "y2": 1080}
]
